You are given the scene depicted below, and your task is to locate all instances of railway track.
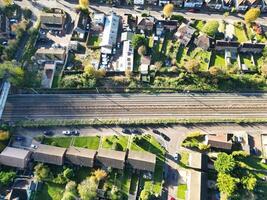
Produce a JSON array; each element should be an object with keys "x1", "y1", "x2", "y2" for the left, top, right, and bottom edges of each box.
[{"x1": 3, "y1": 93, "x2": 267, "y2": 120}]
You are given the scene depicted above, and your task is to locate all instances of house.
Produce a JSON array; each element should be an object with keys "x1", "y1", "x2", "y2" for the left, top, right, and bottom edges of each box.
[
  {"x1": 91, "y1": 13, "x2": 105, "y2": 32},
  {"x1": 205, "y1": 134, "x2": 233, "y2": 151},
  {"x1": 35, "y1": 48, "x2": 66, "y2": 64},
  {"x1": 0, "y1": 147, "x2": 31, "y2": 169},
  {"x1": 239, "y1": 43, "x2": 265, "y2": 53},
  {"x1": 127, "y1": 150, "x2": 156, "y2": 172},
  {"x1": 33, "y1": 144, "x2": 66, "y2": 166},
  {"x1": 231, "y1": 131, "x2": 250, "y2": 154},
  {"x1": 137, "y1": 16, "x2": 155, "y2": 33},
  {"x1": 40, "y1": 12, "x2": 66, "y2": 31},
  {"x1": 140, "y1": 56, "x2": 151, "y2": 74},
  {"x1": 247, "y1": 0, "x2": 264, "y2": 8},
  {"x1": 263, "y1": 0, "x2": 267, "y2": 11},
  {"x1": 134, "y1": 0, "x2": 145, "y2": 4},
  {"x1": 7, "y1": 178, "x2": 36, "y2": 200},
  {"x1": 172, "y1": 0, "x2": 184, "y2": 7},
  {"x1": 100, "y1": 13, "x2": 120, "y2": 54},
  {"x1": 223, "y1": 0, "x2": 234, "y2": 9},
  {"x1": 96, "y1": 149, "x2": 126, "y2": 170},
  {"x1": 184, "y1": 0, "x2": 204, "y2": 8},
  {"x1": 215, "y1": 40, "x2": 240, "y2": 51},
  {"x1": 194, "y1": 34, "x2": 211, "y2": 50},
  {"x1": 175, "y1": 23, "x2": 196, "y2": 46},
  {"x1": 188, "y1": 171, "x2": 207, "y2": 200},
  {"x1": 41, "y1": 63, "x2": 57, "y2": 88},
  {"x1": 147, "y1": 0, "x2": 158, "y2": 5},
  {"x1": 116, "y1": 40, "x2": 134, "y2": 72},
  {"x1": 188, "y1": 152, "x2": 208, "y2": 171},
  {"x1": 159, "y1": 0, "x2": 171, "y2": 6},
  {"x1": 0, "y1": 13, "x2": 10, "y2": 37},
  {"x1": 155, "y1": 20, "x2": 178, "y2": 36},
  {"x1": 65, "y1": 147, "x2": 97, "y2": 167},
  {"x1": 205, "y1": 0, "x2": 223, "y2": 9},
  {"x1": 72, "y1": 11, "x2": 90, "y2": 40},
  {"x1": 235, "y1": 0, "x2": 249, "y2": 11}
]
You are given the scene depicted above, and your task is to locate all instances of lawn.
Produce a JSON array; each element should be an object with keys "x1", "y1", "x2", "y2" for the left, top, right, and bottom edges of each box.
[
  {"x1": 131, "y1": 135, "x2": 166, "y2": 195},
  {"x1": 190, "y1": 48, "x2": 211, "y2": 71},
  {"x1": 73, "y1": 136, "x2": 100, "y2": 150},
  {"x1": 43, "y1": 137, "x2": 72, "y2": 148},
  {"x1": 234, "y1": 23, "x2": 248, "y2": 42},
  {"x1": 88, "y1": 35, "x2": 101, "y2": 47},
  {"x1": 177, "y1": 184, "x2": 187, "y2": 200},
  {"x1": 121, "y1": 169, "x2": 131, "y2": 195},
  {"x1": 35, "y1": 182, "x2": 65, "y2": 200},
  {"x1": 210, "y1": 52, "x2": 226, "y2": 68},
  {"x1": 178, "y1": 151, "x2": 189, "y2": 168},
  {"x1": 176, "y1": 44, "x2": 187, "y2": 63},
  {"x1": 129, "y1": 173, "x2": 139, "y2": 195},
  {"x1": 101, "y1": 135, "x2": 129, "y2": 151},
  {"x1": 239, "y1": 54, "x2": 256, "y2": 71}
]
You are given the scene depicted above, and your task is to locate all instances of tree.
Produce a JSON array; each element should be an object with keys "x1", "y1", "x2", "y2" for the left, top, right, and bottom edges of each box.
[
  {"x1": 0, "y1": 171, "x2": 16, "y2": 186},
  {"x1": 217, "y1": 173, "x2": 239, "y2": 200},
  {"x1": 202, "y1": 21, "x2": 219, "y2": 37},
  {"x1": 244, "y1": 8, "x2": 260, "y2": 24},
  {"x1": 0, "y1": 130, "x2": 10, "y2": 141},
  {"x1": 241, "y1": 174, "x2": 257, "y2": 191},
  {"x1": 125, "y1": 68, "x2": 133, "y2": 78},
  {"x1": 62, "y1": 181, "x2": 77, "y2": 200},
  {"x1": 132, "y1": 34, "x2": 147, "y2": 49},
  {"x1": 155, "y1": 61, "x2": 163, "y2": 71},
  {"x1": 34, "y1": 163, "x2": 50, "y2": 181},
  {"x1": 138, "y1": 45, "x2": 147, "y2": 56},
  {"x1": 93, "y1": 169, "x2": 107, "y2": 182},
  {"x1": 209, "y1": 66, "x2": 224, "y2": 76},
  {"x1": 2, "y1": 0, "x2": 13, "y2": 6},
  {"x1": 140, "y1": 189, "x2": 153, "y2": 200},
  {"x1": 184, "y1": 59, "x2": 200, "y2": 73},
  {"x1": 163, "y1": 3, "x2": 174, "y2": 18},
  {"x1": 0, "y1": 61, "x2": 24, "y2": 86},
  {"x1": 78, "y1": 176, "x2": 98, "y2": 200},
  {"x1": 63, "y1": 168, "x2": 74, "y2": 180},
  {"x1": 79, "y1": 0, "x2": 89, "y2": 9},
  {"x1": 214, "y1": 153, "x2": 236, "y2": 173},
  {"x1": 261, "y1": 64, "x2": 267, "y2": 77},
  {"x1": 23, "y1": 9, "x2": 32, "y2": 20}
]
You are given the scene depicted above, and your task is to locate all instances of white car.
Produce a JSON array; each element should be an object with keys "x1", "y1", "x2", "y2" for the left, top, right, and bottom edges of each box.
[
  {"x1": 31, "y1": 144, "x2": 38, "y2": 149},
  {"x1": 62, "y1": 130, "x2": 71, "y2": 135},
  {"x1": 174, "y1": 153, "x2": 179, "y2": 161}
]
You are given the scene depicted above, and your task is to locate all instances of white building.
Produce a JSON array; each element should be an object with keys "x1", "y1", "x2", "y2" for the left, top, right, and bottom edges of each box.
[
  {"x1": 184, "y1": 0, "x2": 203, "y2": 8},
  {"x1": 116, "y1": 40, "x2": 134, "y2": 72},
  {"x1": 134, "y1": 0, "x2": 145, "y2": 4},
  {"x1": 100, "y1": 13, "x2": 120, "y2": 54}
]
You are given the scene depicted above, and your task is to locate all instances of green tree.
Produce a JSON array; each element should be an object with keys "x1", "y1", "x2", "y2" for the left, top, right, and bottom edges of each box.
[
  {"x1": 202, "y1": 21, "x2": 219, "y2": 37},
  {"x1": 217, "y1": 173, "x2": 239, "y2": 200},
  {"x1": 63, "y1": 168, "x2": 74, "y2": 180},
  {"x1": 62, "y1": 181, "x2": 77, "y2": 200},
  {"x1": 241, "y1": 174, "x2": 257, "y2": 191},
  {"x1": 214, "y1": 153, "x2": 236, "y2": 173},
  {"x1": 163, "y1": 3, "x2": 174, "y2": 18},
  {"x1": 0, "y1": 61, "x2": 24, "y2": 86},
  {"x1": 34, "y1": 163, "x2": 50, "y2": 181},
  {"x1": 244, "y1": 8, "x2": 260, "y2": 24},
  {"x1": 140, "y1": 189, "x2": 153, "y2": 200},
  {"x1": 78, "y1": 176, "x2": 98, "y2": 200},
  {"x1": 0, "y1": 171, "x2": 16, "y2": 186},
  {"x1": 132, "y1": 34, "x2": 147, "y2": 49},
  {"x1": 209, "y1": 66, "x2": 224, "y2": 76},
  {"x1": 3, "y1": 0, "x2": 13, "y2": 6},
  {"x1": 23, "y1": 8, "x2": 32, "y2": 20},
  {"x1": 0, "y1": 130, "x2": 10, "y2": 141}
]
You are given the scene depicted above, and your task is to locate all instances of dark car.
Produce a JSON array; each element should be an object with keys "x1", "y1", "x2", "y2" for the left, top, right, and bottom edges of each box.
[
  {"x1": 131, "y1": 129, "x2": 142, "y2": 134},
  {"x1": 15, "y1": 136, "x2": 25, "y2": 141},
  {"x1": 72, "y1": 130, "x2": 80, "y2": 136},
  {"x1": 152, "y1": 129, "x2": 161, "y2": 135},
  {"x1": 188, "y1": 8, "x2": 200, "y2": 13},
  {"x1": 161, "y1": 133, "x2": 170, "y2": 142},
  {"x1": 122, "y1": 128, "x2": 131, "y2": 134},
  {"x1": 43, "y1": 130, "x2": 53, "y2": 136}
]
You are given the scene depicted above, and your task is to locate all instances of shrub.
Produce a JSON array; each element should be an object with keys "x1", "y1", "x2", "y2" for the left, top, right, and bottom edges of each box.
[
  {"x1": 132, "y1": 34, "x2": 147, "y2": 49},
  {"x1": 232, "y1": 151, "x2": 249, "y2": 158},
  {"x1": 0, "y1": 171, "x2": 16, "y2": 186},
  {"x1": 170, "y1": 14, "x2": 185, "y2": 22},
  {"x1": 202, "y1": 21, "x2": 219, "y2": 37},
  {"x1": 64, "y1": 168, "x2": 74, "y2": 180},
  {"x1": 198, "y1": 143, "x2": 210, "y2": 151},
  {"x1": 0, "y1": 130, "x2": 10, "y2": 141}
]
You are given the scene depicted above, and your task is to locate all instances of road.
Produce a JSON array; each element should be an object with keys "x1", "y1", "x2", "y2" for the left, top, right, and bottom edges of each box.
[{"x1": 3, "y1": 93, "x2": 267, "y2": 121}]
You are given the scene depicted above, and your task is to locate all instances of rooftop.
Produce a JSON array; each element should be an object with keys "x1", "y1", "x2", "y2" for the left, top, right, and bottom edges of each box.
[
  {"x1": 34, "y1": 144, "x2": 66, "y2": 157},
  {"x1": 97, "y1": 149, "x2": 126, "y2": 161},
  {"x1": 66, "y1": 146, "x2": 96, "y2": 159},
  {"x1": 0, "y1": 147, "x2": 30, "y2": 159},
  {"x1": 128, "y1": 150, "x2": 156, "y2": 163}
]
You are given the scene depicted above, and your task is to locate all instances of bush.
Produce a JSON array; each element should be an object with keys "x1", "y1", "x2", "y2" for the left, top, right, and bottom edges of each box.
[
  {"x1": 132, "y1": 34, "x2": 147, "y2": 49},
  {"x1": 0, "y1": 171, "x2": 16, "y2": 186},
  {"x1": 0, "y1": 130, "x2": 10, "y2": 141},
  {"x1": 202, "y1": 21, "x2": 219, "y2": 37},
  {"x1": 232, "y1": 151, "x2": 249, "y2": 158},
  {"x1": 64, "y1": 168, "x2": 74, "y2": 180},
  {"x1": 170, "y1": 14, "x2": 185, "y2": 22}
]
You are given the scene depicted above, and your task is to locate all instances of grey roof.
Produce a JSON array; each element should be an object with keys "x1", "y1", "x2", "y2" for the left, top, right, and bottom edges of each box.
[
  {"x1": 127, "y1": 150, "x2": 156, "y2": 172},
  {"x1": 0, "y1": 147, "x2": 31, "y2": 168},
  {"x1": 97, "y1": 149, "x2": 126, "y2": 169},
  {"x1": 188, "y1": 171, "x2": 207, "y2": 200},
  {"x1": 66, "y1": 147, "x2": 96, "y2": 167},
  {"x1": 40, "y1": 13, "x2": 65, "y2": 25},
  {"x1": 33, "y1": 144, "x2": 66, "y2": 166}
]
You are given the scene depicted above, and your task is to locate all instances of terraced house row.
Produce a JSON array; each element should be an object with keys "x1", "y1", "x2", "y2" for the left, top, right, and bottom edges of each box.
[{"x1": 0, "y1": 145, "x2": 156, "y2": 172}]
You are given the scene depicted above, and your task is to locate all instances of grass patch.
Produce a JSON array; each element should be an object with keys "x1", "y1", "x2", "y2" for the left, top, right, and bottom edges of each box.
[
  {"x1": 210, "y1": 52, "x2": 225, "y2": 68},
  {"x1": 190, "y1": 48, "x2": 210, "y2": 71},
  {"x1": 73, "y1": 136, "x2": 100, "y2": 150},
  {"x1": 178, "y1": 151, "x2": 189, "y2": 168},
  {"x1": 35, "y1": 182, "x2": 65, "y2": 200},
  {"x1": 102, "y1": 135, "x2": 129, "y2": 151},
  {"x1": 121, "y1": 169, "x2": 131, "y2": 195},
  {"x1": 88, "y1": 35, "x2": 101, "y2": 47},
  {"x1": 177, "y1": 184, "x2": 187, "y2": 200},
  {"x1": 234, "y1": 23, "x2": 248, "y2": 42},
  {"x1": 43, "y1": 137, "x2": 72, "y2": 148},
  {"x1": 129, "y1": 173, "x2": 139, "y2": 195}
]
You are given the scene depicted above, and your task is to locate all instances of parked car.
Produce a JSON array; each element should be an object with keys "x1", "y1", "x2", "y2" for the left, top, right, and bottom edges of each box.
[
  {"x1": 62, "y1": 130, "x2": 71, "y2": 136},
  {"x1": 31, "y1": 144, "x2": 38, "y2": 149},
  {"x1": 152, "y1": 129, "x2": 161, "y2": 135},
  {"x1": 43, "y1": 130, "x2": 53, "y2": 136},
  {"x1": 131, "y1": 129, "x2": 142, "y2": 134},
  {"x1": 161, "y1": 133, "x2": 170, "y2": 141},
  {"x1": 15, "y1": 136, "x2": 25, "y2": 141},
  {"x1": 122, "y1": 128, "x2": 131, "y2": 134},
  {"x1": 72, "y1": 130, "x2": 80, "y2": 136},
  {"x1": 174, "y1": 153, "x2": 179, "y2": 161}
]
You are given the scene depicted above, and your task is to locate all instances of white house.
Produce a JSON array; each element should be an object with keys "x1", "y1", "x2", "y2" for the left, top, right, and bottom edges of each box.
[
  {"x1": 116, "y1": 40, "x2": 134, "y2": 72},
  {"x1": 100, "y1": 13, "x2": 120, "y2": 54}
]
